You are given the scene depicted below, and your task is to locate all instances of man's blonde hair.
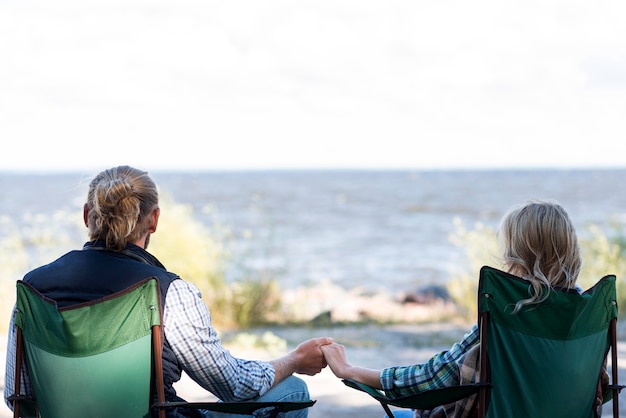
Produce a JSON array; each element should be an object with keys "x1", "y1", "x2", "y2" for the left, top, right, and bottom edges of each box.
[{"x1": 85, "y1": 165, "x2": 159, "y2": 251}]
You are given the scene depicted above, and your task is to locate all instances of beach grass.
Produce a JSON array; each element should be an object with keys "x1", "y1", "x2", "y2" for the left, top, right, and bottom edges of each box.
[{"x1": 3, "y1": 195, "x2": 626, "y2": 336}]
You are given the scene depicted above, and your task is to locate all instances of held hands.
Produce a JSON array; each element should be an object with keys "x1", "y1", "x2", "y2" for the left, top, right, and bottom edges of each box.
[
  {"x1": 292, "y1": 337, "x2": 334, "y2": 376},
  {"x1": 291, "y1": 340, "x2": 352, "y2": 378},
  {"x1": 278, "y1": 337, "x2": 381, "y2": 388}
]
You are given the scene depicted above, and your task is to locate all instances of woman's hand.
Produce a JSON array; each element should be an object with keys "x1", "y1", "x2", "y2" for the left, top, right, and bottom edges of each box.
[
  {"x1": 320, "y1": 343, "x2": 351, "y2": 378},
  {"x1": 321, "y1": 342, "x2": 384, "y2": 388}
]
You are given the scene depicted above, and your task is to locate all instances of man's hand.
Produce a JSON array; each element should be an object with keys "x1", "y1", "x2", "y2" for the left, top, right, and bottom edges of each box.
[{"x1": 292, "y1": 337, "x2": 334, "y2": 376}]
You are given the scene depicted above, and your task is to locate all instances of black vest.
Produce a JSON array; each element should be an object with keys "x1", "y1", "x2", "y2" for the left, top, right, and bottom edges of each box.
[{"x1": 23, "y1": 241, "x2": 185, "y2": 408}]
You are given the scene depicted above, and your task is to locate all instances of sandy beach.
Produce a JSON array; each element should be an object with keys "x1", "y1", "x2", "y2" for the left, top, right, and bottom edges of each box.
[{"x1": 2, "y1": 323, "x2": 626, "y2": 418}]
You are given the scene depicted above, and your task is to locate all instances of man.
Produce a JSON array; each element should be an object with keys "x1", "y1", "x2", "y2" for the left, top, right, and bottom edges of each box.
[{"x1": 5, "y1": 165, "x2": 332, "y2": 417}]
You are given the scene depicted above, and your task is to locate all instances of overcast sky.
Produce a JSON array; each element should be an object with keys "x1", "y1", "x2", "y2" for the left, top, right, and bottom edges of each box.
[{"x1": 2, "y1": 0, "x2": 626, "y2": 172}]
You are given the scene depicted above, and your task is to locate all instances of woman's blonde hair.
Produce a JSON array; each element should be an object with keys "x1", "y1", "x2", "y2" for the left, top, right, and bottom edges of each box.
[
  {"x1": 85, "y1": 165, "x2": 159, "y2": 251},
  {"x1": 499, "y1": 200, "x2": 582, "y2": 312}
]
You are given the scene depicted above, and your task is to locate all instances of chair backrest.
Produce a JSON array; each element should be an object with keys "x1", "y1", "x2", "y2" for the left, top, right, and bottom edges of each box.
[
  {"x1": 13, "y1": 277, "x2": 162, "y2": 418},
  {"x1": 478, "y1": 266, "x2": 618, "y2": 418}
]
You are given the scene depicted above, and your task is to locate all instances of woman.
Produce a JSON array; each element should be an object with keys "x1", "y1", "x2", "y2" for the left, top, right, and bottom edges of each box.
[{"x1": 321, "y1": 200, "x2": 599, "y2": 418}]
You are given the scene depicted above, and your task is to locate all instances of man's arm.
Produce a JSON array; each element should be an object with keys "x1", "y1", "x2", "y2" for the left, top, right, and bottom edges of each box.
[
  {"x1": 4, "y1": 307, "x2": 33, "y2": 411},
  {"x1": 164, "y1": 280, "x2": 332, "y2": 400}
]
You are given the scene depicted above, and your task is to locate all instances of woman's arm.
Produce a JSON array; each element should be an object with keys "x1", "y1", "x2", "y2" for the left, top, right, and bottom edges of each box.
[{"x1": 322, "y1": 323, "x2": 481, "y2": 397}]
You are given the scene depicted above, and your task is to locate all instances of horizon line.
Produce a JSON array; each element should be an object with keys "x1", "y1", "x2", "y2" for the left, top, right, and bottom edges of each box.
[{"x1": 1, "y1": 165, "x2": 625, "y2": 175}]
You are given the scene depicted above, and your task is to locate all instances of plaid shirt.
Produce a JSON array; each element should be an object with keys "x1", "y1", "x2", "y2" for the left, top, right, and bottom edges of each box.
[
  {"x1": 417, "y1": 344, "x2": 481, "y2": 418},
  {"x1": 162, "y1": 279, "x2": 275, "y2": 401},
  {"x1": 4, "y1": 279, "x2": 275, "y2": 410},
  {"x1": 380, "y1": 323, "x2": 479, "y2": 399}
]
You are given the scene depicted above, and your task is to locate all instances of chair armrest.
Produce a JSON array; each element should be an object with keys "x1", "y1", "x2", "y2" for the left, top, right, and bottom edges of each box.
[
  {"x1": 342, "y1": 379, "x2": 487, "y2": 411},
  {"x1": 154, "y1": 400, "x2": 316, "y2": 415}
]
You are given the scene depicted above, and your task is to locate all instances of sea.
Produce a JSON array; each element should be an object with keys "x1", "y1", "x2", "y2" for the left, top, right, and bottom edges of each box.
[{"x1": 2, "y1": 169, "x2": 626, "y2": 293}]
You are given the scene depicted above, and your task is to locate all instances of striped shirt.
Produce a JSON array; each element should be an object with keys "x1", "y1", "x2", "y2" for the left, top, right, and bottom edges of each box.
[{"x1": 379, "y1": 324, "x2": 479, "y2": 399}]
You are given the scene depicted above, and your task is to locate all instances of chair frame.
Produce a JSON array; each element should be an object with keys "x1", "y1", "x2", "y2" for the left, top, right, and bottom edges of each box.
[
  {"x1": 476, "y1": 268, "x2": 624, "y2": 418},
  {"x1": 476, "y1": 313, "x2": 623, "y2": 418},
  {"x1": 343, "y1": 266, "x2": 625, "y2": 418}
]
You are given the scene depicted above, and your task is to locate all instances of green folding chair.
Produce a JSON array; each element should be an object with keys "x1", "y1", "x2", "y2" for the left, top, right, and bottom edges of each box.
[
  {"x1": 8, "y1": 277, "x2": 315, "y2": 418},
  {"x1": 343, "y1": 266, "x2": 624, "y2": 418}
]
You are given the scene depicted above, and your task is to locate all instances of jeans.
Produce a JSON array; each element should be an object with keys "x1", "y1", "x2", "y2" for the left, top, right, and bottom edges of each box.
[
  {"x1": 384, "y1": 410, "x2": 414, "y2": 418},
  {"x1": 201, "y1": 376, "x2": 311, "y2": 418}
]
